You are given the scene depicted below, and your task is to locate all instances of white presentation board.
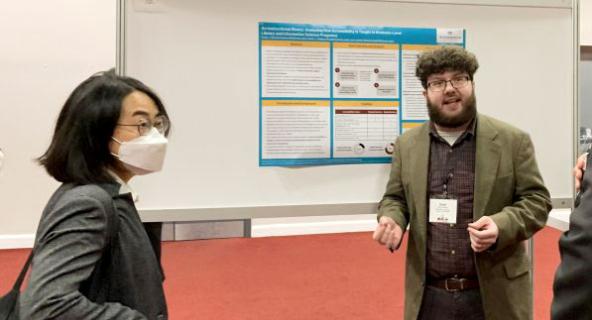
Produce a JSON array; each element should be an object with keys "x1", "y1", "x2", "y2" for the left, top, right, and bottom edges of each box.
[{"x1": 121, "y1": 0, "x2": 576, "y2": 221}]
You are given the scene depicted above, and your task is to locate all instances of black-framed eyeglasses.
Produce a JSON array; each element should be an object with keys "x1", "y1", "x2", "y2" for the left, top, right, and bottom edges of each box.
[
  {"x1": 427, "y1": 75, "x2": 471, "y2": 92},
  {"x1": 117, "y1": 115, "x2": 169, "y2": 136}
]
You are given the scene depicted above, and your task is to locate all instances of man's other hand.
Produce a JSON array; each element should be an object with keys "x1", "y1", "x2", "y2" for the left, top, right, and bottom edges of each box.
[
  {"x1": 575, "y1": 153, "x2": 587, "y2": 192},
  {"x1": 372, "y1": 216, "x2": 403, "y2": 252},
  {"x1": 468, "y1": 216, "x2": 499, "y2": 252}
]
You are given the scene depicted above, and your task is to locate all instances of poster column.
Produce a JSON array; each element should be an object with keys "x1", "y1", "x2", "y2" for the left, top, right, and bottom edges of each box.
[{"x1": 260, "y1": 39, "x2": 331, "y2": 166}]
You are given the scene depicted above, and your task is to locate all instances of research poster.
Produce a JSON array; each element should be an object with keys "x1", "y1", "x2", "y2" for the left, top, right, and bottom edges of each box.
[{"x1": 259, "y1": 22, "x2": 465, "y2": 166}]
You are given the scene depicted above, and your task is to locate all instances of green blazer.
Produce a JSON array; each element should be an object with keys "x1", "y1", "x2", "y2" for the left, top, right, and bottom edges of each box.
[{"x1": 379, "y1": 114, "x2": 551, "y2": 320}]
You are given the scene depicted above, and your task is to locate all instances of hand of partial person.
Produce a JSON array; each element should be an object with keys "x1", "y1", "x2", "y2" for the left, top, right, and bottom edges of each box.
[
  {"x1": 574, "y1": 153, "x2": 587, "y2": 192},
  {"x1": 467, "y1": 216, "x2": 499, "y2": 252},
  {"x1": 372, "y1": 216, "x2": 403, "y2": 252}
]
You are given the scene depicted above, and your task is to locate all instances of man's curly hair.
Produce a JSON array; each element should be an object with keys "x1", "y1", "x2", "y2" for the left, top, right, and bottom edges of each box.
[{"x1": 415, "y1": 46, "x2": 479, "y2": 89}]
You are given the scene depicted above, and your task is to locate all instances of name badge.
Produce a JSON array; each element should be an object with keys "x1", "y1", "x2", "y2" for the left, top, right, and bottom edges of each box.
[{"x1": 429, "y1": 198, "x2": 458, "y2": 223}]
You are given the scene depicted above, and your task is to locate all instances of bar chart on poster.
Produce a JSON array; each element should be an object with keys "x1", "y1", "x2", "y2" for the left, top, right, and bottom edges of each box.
[{"x1": 120, "y1": 0, "x2": 575, "y2": 221}]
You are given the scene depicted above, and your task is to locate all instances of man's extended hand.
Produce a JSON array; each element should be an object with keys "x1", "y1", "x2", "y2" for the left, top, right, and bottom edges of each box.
[
  {"x1": 467, "y1": 216, "x2": 499, "y2": 252},
  {"x1": 372, "y1": 216, "x2": 403, "y2": 252},
  {"x1": 575, "y1": 153, "x2": 587, "y2": 192}
]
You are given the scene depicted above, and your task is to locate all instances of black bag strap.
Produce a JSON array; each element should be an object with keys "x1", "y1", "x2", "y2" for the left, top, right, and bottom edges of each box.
[
  {"x1": 7, "y1": 183, "x2": 77, "y2": 292},
  {"x1": 11, "y1": 251, "x2": 33, "y2": 291},
  {"x1": 12, "y1": 184, "x2": 119, "y2": 294}
]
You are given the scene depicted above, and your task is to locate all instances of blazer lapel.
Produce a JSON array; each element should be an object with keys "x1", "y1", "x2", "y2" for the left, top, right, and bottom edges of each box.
[
  {"x1": 473, "y1": 115, "x2": 501, "y2": 219},
  {"x1": 410, "y1": 124, "x2": 430, "y2": 230}
]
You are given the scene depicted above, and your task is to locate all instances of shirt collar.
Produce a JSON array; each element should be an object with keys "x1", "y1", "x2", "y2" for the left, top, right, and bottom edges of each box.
[{"x1": 429, "y1": 116, "x2": 477, "y2": 139}]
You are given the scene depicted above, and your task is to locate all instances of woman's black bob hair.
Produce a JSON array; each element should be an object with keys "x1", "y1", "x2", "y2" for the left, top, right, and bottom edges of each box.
[{"x1": 38, "y1": 70, "x2": 170, "y2": 184}]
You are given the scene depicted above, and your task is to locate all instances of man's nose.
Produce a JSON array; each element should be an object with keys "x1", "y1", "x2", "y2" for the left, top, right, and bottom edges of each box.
[{"x1": 443, "y1": 80, "x2": 456, "y2": 93}]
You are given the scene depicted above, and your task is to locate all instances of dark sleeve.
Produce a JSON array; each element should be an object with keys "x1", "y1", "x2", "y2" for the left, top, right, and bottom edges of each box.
[
  {"x1": 19, "y1": 193, "x2": 148, "y2": 320},
  {"x1": 552, "y1": 158, "x2": 592, "y2": 319}
]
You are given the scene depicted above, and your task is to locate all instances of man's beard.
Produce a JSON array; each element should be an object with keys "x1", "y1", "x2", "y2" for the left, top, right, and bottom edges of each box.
[{"x1": 427, "y1": 92, "x2": 477, "y2": 129}]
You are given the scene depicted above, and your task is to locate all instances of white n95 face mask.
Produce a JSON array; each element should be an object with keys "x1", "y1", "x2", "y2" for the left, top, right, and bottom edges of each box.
[{"x1": 112, "y1": 128, "x2": 168, "y2": 175}]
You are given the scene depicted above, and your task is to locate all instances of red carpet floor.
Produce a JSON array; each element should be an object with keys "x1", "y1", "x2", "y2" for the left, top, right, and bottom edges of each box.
[{"x1": 0, "y1": 227, "x2": 561, "y2": 319}]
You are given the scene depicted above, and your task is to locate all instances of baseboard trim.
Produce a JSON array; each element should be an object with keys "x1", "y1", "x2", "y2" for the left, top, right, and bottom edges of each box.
[
  {"x1": 250, "y1": 208, "x2": 571, "y2": 237},
  {"x1": 251, "y1": 219, "x2": 377, "y2": 237},
  {"x1": 0, "y1": 234, "x2": 34, "y2": 249},
  {"x1": 547, "y1": 208, "x2": 571, "y2": 231},
  {"x1": 0, "y1": 208, "x2": 570, "y2": 247},
  {"x1": 0, "y1": 221, "x2": 378, "y2": 248}
]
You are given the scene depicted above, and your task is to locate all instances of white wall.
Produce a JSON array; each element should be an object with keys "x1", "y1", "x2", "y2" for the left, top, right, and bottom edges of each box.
[
  {"x1": 580, "y1": 59, "x2": 592, "y2": 129},
  {"x1": 581, "y1": 0, "x2": 592, "y2": 45},
  {"x1": 0, "y1": 1, "x2": 115, "y2": 246},
  {"x1": 581, "y1": 0, "x2": 592, "y2": 134},
  {"x1": 0, "y1": 1, "x2": 577, "y2": 248}
]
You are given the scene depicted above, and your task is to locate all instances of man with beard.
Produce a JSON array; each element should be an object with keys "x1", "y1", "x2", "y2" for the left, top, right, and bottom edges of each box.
[{"x1": 372, "y1": 46, "x2": 551, "y2": 320}]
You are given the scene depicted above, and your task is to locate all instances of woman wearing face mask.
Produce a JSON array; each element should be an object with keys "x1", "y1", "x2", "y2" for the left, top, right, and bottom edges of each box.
[{"x1": 19, "y1": 70, "x2": 170, "y2": 320}]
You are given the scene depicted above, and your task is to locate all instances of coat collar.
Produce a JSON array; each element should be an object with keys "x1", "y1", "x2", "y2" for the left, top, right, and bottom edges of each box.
[
  {"x1": 106, "y1": 170, "x2": 139, "y2": 202},
  {"x1": 96, "y1": 182, "x2": 125, "y2": 198}
]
